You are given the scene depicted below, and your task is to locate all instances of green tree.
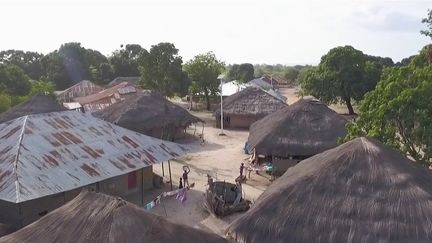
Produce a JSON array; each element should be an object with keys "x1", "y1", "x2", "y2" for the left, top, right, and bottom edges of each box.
[
  {"x1": 42, "y1": 42, "x2": 112, "y2": 89},
  {"x1": 344, "y1": 53, "x2": 432, "y2": 164},
  {"x1": 30, "y1": 80, "x2": 56, "y2": 96},
  {"x1": 0, "y1": 91, "x2": 11, "y2": 113},
  {"x1": 227, "y1": 63, "x2": 254, "y2": 82},
  {"x1": 0, "y1": 64, "x2": 31, "y2": 96},
  {"x1": 283, "y1": 67, "x2": 300, "y2": 81},
  {"x1": 184, "y1": 52, "x2": 225, "y2": 110},
  {"x1": 421, "y1": 9, "x2": 432, "y2": 39},
  {"x1": 299, "y1": 46, "x2": 382, "y2": 115},
  {"x1": 0, "y1": 50, "x2": 44, "y2": 80},
  {"x1": 110, "y1": 44, "x2": 147, "y2": 77},
  {"x1": 139, "y1": 43, "x2": 189, "y2": 97}
]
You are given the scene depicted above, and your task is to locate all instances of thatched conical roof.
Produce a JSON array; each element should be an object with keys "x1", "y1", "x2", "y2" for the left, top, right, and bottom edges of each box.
[
  {"x1": 214, "y1": 87, "x2": 287, "y2": 116},
  {"x1": 0, "y1": 191, "x2": 228, "y2": 243},
  {"x1": 247, "y1": 97, "x2": 347, "y2": 157},
  {"x1": 93, "y1": 91, "x2": 202, "y2": 134},
  {"x1": 0, "y1": 96, "x2": 66, "y2": 124},
  {"x1": 227, "y1": 137, "x2": 432, "y2": 243}
]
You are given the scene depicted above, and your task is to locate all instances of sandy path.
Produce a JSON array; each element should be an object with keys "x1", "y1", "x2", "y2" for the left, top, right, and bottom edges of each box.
[{"x1": 144, "y1": 112, "x2": 271, "y2": 236}]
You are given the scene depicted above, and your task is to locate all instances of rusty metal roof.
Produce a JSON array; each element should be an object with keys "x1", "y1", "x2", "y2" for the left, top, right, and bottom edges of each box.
[{"x1": 0, "y1": 111, "x2": 188, "y2": 203}]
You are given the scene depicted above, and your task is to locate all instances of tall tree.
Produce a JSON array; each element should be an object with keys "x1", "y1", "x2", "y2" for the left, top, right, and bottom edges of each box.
[
  {"x1": 0, "y1": 64, "x2": 31, "y2": 96},
  {"x1": 299, "y1": 46, "x2": 383, "y2": 115},
  {"x1": 421, "y1": 9, "x2": 432, "y2": 39},
  {"x1": 30, "y1": 80, "x2": 56, "y2": 96},
  {"x1": 110, "y1": 44, "x2": 147, "y2": 77},
  {"x1": 184, "y1": 52, "x2": 225, "y2": 110},
  {"x1": 42, "y1": 43, "x2": 112, "y2": 89},
  {"x1": 283, "y1": 67, "x2": 300, "y2": 81},
  {"x1": 140, "y1": 43, "x2": 188, "y2": 97},
  {"x1": 344, "y1": 46, "x2": 432, "y2": 165},
  {"x1": 0, "y1": 91, "x2": 11, "y2": 113},
  {"x1": 227, "y1": 63, "x2": 254, "y2": 82},
  {"x1": 0, "y1": 50, "x2": 44, "y2": 80}
]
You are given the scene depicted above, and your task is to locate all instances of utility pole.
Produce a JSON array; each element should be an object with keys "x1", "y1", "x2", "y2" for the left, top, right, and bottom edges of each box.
[{"x1": 218, "y1": 74, "x2": 225, "y2": 136}]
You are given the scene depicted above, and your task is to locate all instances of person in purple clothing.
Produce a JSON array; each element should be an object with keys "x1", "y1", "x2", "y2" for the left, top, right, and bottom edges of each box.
[
  {"x1": 182, "y1": 166, "x2": 190, "y2": 187},
  {"x1": 179, "y1": 177, "x2": 183, "y2": 189}
]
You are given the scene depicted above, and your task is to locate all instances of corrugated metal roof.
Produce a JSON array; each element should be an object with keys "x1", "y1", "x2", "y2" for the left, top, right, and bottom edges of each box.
[
  {"x1": 0, "y1": 111, "x2": 188, "y2": 203},
  {"x1": 74, "y1": 82, "x2": 130, "y2": 105},
  {"x1": 221, "y1": 81, "x2": 249, "y2": 96}
]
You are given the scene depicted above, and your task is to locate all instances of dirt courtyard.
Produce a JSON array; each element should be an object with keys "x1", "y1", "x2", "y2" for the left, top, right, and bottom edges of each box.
[
  {"x1": 140, "y1": 111, "x2": 271, "y2": 237},
  {"x1": 144, "y1": 86, "x2": 350, "y2": 237}
]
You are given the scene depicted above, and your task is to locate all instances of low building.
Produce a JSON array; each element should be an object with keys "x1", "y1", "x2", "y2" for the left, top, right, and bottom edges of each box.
[
  {"x1": 0, "y1": 96, "x2": 66, "y2": 124},
  {"x1": 214, "y1": 87, "x2": 287, "y2": 129},
  {"x1": 247, "y1": 97, "x2": 347, "y2": 175},
  {"x1": 74, "y1": 81, "x2": 138, "y2": 112},
  {"x1": 56, "y1": 80, "x2": 103, "y2": 103},
  {"x1": 0, "y1": 111, "x2": 186, "y2": 234},
  {"x1": 93, "y1": 91, "x2": 203, "y2": 141},
  {"x1": 0, "y1": 191, "x2": 227, "y2": 243}
]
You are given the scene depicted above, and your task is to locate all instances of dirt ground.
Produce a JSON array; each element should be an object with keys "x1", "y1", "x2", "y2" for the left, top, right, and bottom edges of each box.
[
  {"x1": 142, "y1": 112, "x2": 271, "y2": 237},
  {"x1": 143, "y1": 87, "x2": 352, "y2": 237}
]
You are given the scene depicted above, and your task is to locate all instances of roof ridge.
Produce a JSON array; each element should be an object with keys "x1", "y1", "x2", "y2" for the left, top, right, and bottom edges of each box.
[{"x1": 13, "y1": 115, "x2": 29, "y2": 203}]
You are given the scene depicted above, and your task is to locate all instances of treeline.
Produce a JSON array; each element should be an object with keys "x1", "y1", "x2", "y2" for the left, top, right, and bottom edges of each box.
[
  {"x1": 299, "y1": 9, "x2": 432, "y2": 165},
  {"x1": 0, "y1": 42, "x2": 227, "y2": 111}
]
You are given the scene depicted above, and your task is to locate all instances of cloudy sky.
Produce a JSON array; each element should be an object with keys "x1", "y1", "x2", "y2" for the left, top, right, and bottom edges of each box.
[{"x1": 1, "y1": 0, "x2": 431, "y2": 65}]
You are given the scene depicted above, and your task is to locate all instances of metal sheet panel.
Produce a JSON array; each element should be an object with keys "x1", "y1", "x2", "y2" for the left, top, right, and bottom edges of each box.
[{"x1": 0, "y1": 111, "x2": 188, "y2": 203}]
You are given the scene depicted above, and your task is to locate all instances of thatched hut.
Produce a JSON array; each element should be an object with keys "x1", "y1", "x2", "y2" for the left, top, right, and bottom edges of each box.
[
  {"x1": 0, "y1": 191, "x2": 227, "y2": 243},
  {"x1": 0, "y1": 95, "x2": 66, "y2": 124},
  {"x1": 227, "y1": 137, "x2": 432, "y2": 243},
  {"x1": 214, "y1": 87, "x2": 287, "y2": 129},
  {"x1": 93, "y1": 91, "x2": 203, "y2": 141},
  {"x1": 247, "y1": 97, "x2": 347, "y2": 174}
]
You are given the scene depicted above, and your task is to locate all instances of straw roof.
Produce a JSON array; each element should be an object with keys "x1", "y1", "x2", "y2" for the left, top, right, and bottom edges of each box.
[
  {"x1": 247, "y1": 97, "x2": 347, "y2": 157},
  {"x1": 214, "y1": 87, "x2": 287, "y2": 116},
  {"x1": 0, "y1": 191, "x2": 227, "y2": 243},
  {"x1": 227, "y1": 137, "x2": 432, "y2": 243},
  {"x1": 93, "y1": 91, "x2": 203, "y2": 133},
  {"x1": 0, "y1": 96, "x2": 66, "y2": 124}
]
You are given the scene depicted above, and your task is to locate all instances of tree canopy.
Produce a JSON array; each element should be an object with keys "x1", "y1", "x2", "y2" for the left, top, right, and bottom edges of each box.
[
  {"x1": 139, "y1": 43, "x2": 189, "y2": 97},
  {"x1": 0, "y1": 64, "x2": 31, "y2": 96},
  {"x1": 283, "y1": 67, "x2": 300, "y2": 81},
  {"x1": 0, "y1": 50, "x2": 44, "y2": 80},
  {"x1": 110, "y1": 44, "x2": 147, "y2": 78},
  {"x1": 227, "y1": 63, "x2": 254, "y2": 82},
  {"x1": 421, "y1": 9, "x2": 432, "y2": 39},
  {"x1": 344, "y1": 45, "x2": 432, "y2": 165},
  {"x1": 299, "y1": 46, "x2": 386, "y2": 115},
  {"x1": 184, "y1": 52, "x2": 225, "y2": 110}
]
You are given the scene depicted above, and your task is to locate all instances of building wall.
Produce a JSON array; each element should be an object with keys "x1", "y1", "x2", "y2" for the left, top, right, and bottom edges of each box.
[
  {"x1": 58, "y1": 81, "x2": 103, "y2": 103},
  {"x1": 0, "y1": 166, "x2": 154, "y2": 232},
  {"x1": 82, "y1": 92, "x2": 137, "y2": 112},
  {"x1": 216, "y1": 114, "x2": 263, "y2": 129}
]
